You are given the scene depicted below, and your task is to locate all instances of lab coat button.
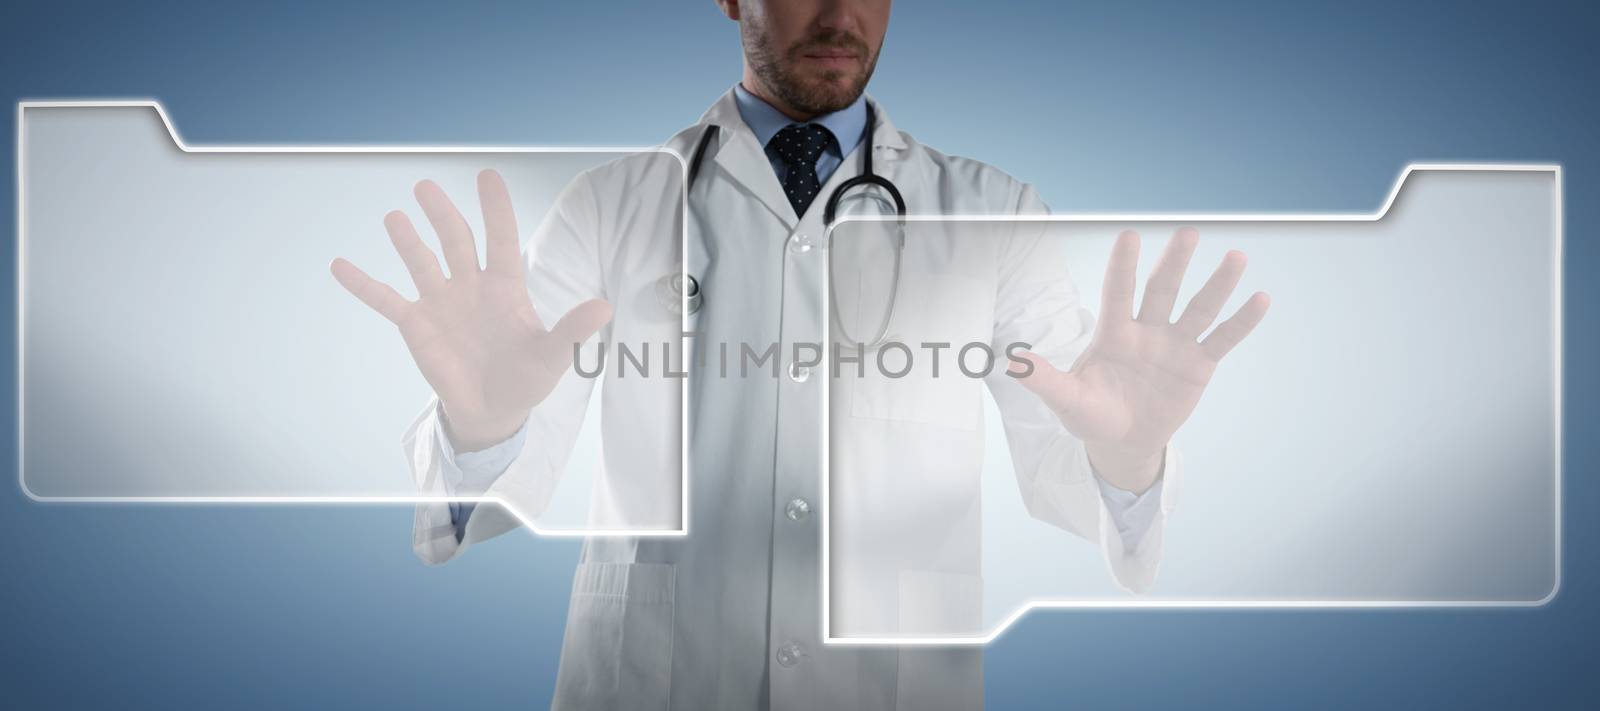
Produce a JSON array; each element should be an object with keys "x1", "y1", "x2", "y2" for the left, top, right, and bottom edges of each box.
[
  {"x1": 785, "y1": 498, "x2": 811, "y2": 522},
  {"x1": 787, "y1": 233, "x2": 814, "y2": 254},
  {"x1": 776, "y1": 642, "x2": 806, "y2": 668},
  {"x1": 788, "y1": 363, "x2": 811, "y2": 383}
]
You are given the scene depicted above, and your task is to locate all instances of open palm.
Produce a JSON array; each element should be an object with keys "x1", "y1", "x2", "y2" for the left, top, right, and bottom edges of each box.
[
  {"x1": 1014, "y1": 228, "x2": 1269, "y2": 489},
  {"x1": 330, "y1": 170, "x2": 612, "y2": 451}
]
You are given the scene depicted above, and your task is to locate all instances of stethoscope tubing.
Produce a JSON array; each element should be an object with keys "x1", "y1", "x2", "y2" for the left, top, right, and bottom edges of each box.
[{"x1": 682, "y1": 104, "x2": 908, "y2": 349}]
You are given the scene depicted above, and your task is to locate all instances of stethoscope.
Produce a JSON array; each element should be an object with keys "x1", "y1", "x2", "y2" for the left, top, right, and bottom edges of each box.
[{"x1": 661, "y1": 104, "x2": 908, "y2": 349}]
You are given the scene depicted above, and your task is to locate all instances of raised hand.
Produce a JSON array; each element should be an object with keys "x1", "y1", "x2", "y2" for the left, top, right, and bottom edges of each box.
[
  {"x1": 1012, "y1": 228, "x2": 1269, "y2": 492},
  {"x1": 330, "y1": 170, "x2": 612, "y2": 451}
]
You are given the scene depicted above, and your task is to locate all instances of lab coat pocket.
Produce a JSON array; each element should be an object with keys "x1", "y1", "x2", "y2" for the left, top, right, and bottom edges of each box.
[
  {"x1": 848, "y1": 270, "x2": 992, "y2": 432},
  {"x1": 896, "y1": 569, "x2": 984, "y2": 710},
  {"x1": 552, "y1": 562, "x2": 676, "y2": 711},
  {"x1": 896, "y1": 568, "x2": 982, "y2": 638}
]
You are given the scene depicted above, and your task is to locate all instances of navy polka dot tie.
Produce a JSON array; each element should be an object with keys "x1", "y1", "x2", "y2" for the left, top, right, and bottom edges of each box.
[{"x1": 769, "y1": 123, "x2": 835, "y2": 218}]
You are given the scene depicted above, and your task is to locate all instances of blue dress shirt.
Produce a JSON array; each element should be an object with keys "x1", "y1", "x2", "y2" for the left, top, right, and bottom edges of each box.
[{"x1": 731, "y1": 82, "x2": 868, "y2": 189}]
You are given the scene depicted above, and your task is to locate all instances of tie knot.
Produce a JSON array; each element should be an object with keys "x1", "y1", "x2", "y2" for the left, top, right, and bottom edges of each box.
[{"x1": 769, "y1": 123, "x2": 834, "y2": 168}]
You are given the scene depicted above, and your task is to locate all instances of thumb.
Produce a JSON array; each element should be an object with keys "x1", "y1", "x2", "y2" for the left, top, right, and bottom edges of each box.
[
  {"x1": 549, "y1": 298, "x2": 614, "y2": 348},
  {"x1": 1010, "y1": 350, "x2": 1081, "y2": 415}
]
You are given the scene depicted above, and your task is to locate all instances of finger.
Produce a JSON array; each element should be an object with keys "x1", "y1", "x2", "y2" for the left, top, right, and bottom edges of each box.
[
  {"x1": 1009, "y1": 350, "x2": 1082, "y2": 417},
  {"x1": 479, "y1": 169, "x2": 523, "y2": 278},
  {"x1": 330, "y1": 258, "x2": 411, "y2": 325},
  {"x1": 383, "y1": 210, "x2": 447, "y2": 297},
  {"x1": 1101, "y1": 230, "x2": 1140, "y2": 325},
  {"x1": 1136, "y1": 226, "x2": 1200, "y2": 324},
  {"x1": 1174, "y1": 249, "x2": 1248, "y2": 339},
  {"x1": 415, "y1": 179, "x2": 481, "y2": 280},
  {"x1": 1200, "y1": 292, "x2": 1271, "y2": 360}
]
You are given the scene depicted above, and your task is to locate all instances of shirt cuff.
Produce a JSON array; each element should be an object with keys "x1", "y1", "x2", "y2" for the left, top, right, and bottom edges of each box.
[
  {"x1": 1094, "y1": 472, "x2": 1166, "y2": 555},
  {"x1": 437, "y1": 407, "x2": 532, "y2": 533}
]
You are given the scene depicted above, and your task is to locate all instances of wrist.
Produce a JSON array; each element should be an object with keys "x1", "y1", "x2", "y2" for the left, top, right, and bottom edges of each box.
[
  {"x1": 440, "y1": 403, "x2": 527, "y2": 453},
  {"x1": 1086, "y1": 442, "x2": 1165, "y2": 494}
]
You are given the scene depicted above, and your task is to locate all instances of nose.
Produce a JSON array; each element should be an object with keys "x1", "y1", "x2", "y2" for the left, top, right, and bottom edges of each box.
[{"x1": 813, "y1": 0, "x2": 861, "y2": 34}]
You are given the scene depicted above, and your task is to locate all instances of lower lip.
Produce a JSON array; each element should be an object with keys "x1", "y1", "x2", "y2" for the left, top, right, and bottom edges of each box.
[{"x1": 803, "y1": 55, "x2": 859, "y2": 70}]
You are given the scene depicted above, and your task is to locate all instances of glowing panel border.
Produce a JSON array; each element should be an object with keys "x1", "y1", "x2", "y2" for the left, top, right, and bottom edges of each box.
[
  {"x1": 14, "y1": 100, "x2": 693, "y2": 538},
  {"x1": 820, "y1": 164, "x2": 1563, "y2": 645}
]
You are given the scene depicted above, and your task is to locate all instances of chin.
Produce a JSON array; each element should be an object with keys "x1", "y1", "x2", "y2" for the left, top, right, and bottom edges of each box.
[{"x1": 800, "y1": 77, "x2": 864, "y2": 110}]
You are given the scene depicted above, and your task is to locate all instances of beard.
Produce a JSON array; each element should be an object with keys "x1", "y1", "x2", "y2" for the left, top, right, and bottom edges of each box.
[{"x1": 744, "y1": 24, "x2": 880, "y2": 116}]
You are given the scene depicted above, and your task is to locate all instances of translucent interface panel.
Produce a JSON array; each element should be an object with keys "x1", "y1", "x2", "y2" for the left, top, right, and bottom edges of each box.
[
  {"x1": 825, "y1": 168, "x2": 1559, "y2": 642},
  {"x1": 19, "y1": 104, "x2": 687, "y2": 534}
]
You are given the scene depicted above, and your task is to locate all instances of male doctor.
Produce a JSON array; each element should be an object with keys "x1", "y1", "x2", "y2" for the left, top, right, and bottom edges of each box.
[{"x1": 331, "y1": 0, "x2": 1269, "y2": 708}]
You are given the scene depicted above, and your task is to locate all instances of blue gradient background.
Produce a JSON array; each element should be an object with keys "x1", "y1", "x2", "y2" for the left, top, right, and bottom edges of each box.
[{"x1": 2, "y1": 0, "x2": 1595, "y2": 708}]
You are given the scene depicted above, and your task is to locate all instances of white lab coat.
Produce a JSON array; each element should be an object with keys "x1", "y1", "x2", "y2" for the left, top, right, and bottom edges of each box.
[{"x1": 401, "y1": 88, "x2": 1180, "y2": 711}]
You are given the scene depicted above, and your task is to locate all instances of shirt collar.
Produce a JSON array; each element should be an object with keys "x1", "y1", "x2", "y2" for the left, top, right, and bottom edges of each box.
[{"x1": 732, "y1": 81, "x2": 868, "y2": 156}]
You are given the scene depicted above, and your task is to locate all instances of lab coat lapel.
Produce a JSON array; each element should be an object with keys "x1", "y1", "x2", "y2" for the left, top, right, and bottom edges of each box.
[
  {"x1": 863, "y1": 93, "x2": 910, "y2": 154},
  {"x1": 696, "y1": 89, "x2": 800, "y2": 228}
]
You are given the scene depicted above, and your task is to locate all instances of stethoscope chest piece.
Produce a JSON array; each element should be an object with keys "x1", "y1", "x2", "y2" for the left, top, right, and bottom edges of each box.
[{"x1": 656, "y1": 270, "x2": 702, "y2": 316}]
